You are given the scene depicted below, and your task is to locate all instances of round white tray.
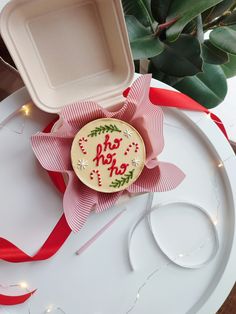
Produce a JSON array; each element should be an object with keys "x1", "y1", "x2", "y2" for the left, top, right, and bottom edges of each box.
[{"x1": 0, "y1": 77, "x2": 235, "y2": 314}]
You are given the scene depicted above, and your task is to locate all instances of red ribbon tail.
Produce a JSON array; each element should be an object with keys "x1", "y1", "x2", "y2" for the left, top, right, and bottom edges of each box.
[
  {"x1": 210, "y1": 112, "x2": 228, "y2": 140},
  {"x1": 0, "y1": 290, "x2": 36, "y2": 306},
  {"x1": 0, "y1": 214, "x2": 71, "y2": 263},
  {"x1": 0, "y1": 119, "x2": 71, "y2": 264},
  {"x1": 124, "y1": 87, "x2": 228, "y2": 140}
]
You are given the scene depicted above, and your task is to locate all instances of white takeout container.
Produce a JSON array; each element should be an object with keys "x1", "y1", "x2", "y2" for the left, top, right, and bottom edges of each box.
[{"x1": 0, "y1": 0, "x2": 134, "y2": 113}]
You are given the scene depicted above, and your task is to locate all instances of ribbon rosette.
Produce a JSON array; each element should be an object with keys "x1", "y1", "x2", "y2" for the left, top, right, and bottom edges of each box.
[{"x1": 31, "y1": 75, "x2": 185, "y2": 232}]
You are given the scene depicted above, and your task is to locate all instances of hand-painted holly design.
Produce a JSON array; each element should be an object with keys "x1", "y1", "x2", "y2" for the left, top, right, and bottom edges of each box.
[
  {"x1": 109, "y1": 169, "x2": 135, "y2": 188},
  {"x1": 87, "y1": 124, "x2": 121, "y2": 137}
]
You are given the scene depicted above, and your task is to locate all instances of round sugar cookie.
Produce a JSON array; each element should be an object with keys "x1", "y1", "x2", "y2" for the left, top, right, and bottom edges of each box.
[{"x1": 71, "y1": 118, "x2": 146, "y2": 193}]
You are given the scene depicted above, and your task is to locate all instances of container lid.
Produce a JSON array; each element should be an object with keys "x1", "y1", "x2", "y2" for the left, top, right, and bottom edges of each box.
[{"x1": 1, "y1": 0, "x2": 134, "y2": 113}]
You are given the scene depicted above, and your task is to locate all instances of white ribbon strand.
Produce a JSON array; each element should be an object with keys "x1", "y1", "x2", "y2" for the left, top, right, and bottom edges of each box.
[{"x1": 128, "y1": 195, "x2": 219, "y2": 271}]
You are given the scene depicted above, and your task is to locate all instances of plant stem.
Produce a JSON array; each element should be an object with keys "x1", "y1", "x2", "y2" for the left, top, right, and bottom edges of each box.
[
  {"x1": 196, "y1": 14, "x2": 204, "y2": 43},
  {"x1": 154, "y1": 17, "x2": 178, "y2": 37},
  {"x1": 203, "y1": 14, "x2": 227, "y2": 31},
  {"x1": 140, "y1": 59, "x2": 150, "y2": 74}
]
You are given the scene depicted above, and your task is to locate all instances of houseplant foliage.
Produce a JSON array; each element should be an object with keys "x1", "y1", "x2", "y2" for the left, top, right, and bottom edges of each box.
[{"x1": 122, "y1": 0, "x2": 236, "y2": 108}]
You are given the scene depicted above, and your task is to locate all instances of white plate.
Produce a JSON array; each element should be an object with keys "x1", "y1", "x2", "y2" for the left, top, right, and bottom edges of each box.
[
  {"x1": 212, "y1": 76, "x2": 236, "y2": 145},
  {"x1": 0, "y1": 77, "x2": 236, "y2": 314}
]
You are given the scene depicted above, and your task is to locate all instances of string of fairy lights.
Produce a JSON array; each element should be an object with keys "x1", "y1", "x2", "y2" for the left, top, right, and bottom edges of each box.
[
  {"x1": 124, "y1": 113, "x2": 236, "y2": 312},
  {"x1": 0, "y1": 282, "x2": 66, "y2": 313},
  {"x1": 0, "y1": 103, "x2": 31, "y2": 134},
  {"x1": 125, "y1": 163, "x2": 223, "y2": 313},
  {"x1": 0, "y1": 103, "x2": 66, "y2": 313},
  {"x1": 0, "y1": 104, "x2": 233, "y2": 313}
]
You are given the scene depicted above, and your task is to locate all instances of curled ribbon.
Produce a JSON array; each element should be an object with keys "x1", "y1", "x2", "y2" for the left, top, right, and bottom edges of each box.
[
  {"x1": 0, "y1": 86, "x2": 228, "y2": 305},
  {"x1": 128, "y1": 194, "x2": 219, "y2": 271}
]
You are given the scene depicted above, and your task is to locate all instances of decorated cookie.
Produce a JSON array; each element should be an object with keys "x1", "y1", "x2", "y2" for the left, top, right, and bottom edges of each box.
[{"x1": 71, "y1": 118, "x2": 146, "y2": 193}]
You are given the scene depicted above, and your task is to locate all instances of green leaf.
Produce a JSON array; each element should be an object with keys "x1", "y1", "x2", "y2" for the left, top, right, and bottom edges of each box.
[
  {"x1": 221, "y1": 53, "x2": 236, "y2": 77},
  {"x1": 151, "y1": 0, "x2": 172, "y2": 23},
  {"x1": 150, "y1": 35, "x2": 203, "y2": 77},
  {"x1": 210, "y1": 25, "x2": 236, "y2": 54},
  {"x1": 202, "y1": 0, "x2": 235, "y2": 23},
  {"x1": 173, "y1": 63, "x2": 227, "y2": 108},
  {"x1": 126, "y1": 16, "x2": 152, "y2": 41},
  {"x1": 202, "y1": 40, "x2": 229, "y2": 64},
  {"x1": 166, "y1": 0, "x2": 223, "y2": 41},
  {"x1": 125, "y1": 16, "x2": 164, "y2": 60},
  {"x1": 149, "y1": 61, "x2": 184, "y2": 86},
  {"x1": 182, "y1": 19, "x2": 197, "y2": 34},
  {"x1": 122, "y1": 0, "x2": 154, "y2": 28}
]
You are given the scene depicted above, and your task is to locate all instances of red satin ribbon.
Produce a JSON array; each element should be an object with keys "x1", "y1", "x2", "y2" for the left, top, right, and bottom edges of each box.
[
  {"x1": 0, "y1": 120, "x2": 69, "y2": 263},
  {"x1": 0, "y1": 87, "x2": 228, "y2": 305},
  {"x1": 124, "y1": 87, "x2": 228, "y2": 139},
  {"x1": 0, "y1": 290, "x2": 36, "y2": 306}
]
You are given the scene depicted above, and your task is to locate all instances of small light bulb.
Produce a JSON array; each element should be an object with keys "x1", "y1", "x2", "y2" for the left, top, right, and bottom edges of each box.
[
  {"x1": 218, "y1": 162, "x2": 223, "y2": 168},
  {"x1": 20, "y1": 103, "x2": 31, "y2": 116},
  {"x1": 213, "y1": 219, "x2": 218, "y2": 226},
  {"x1": 45, "y1": 305, "x2": 54, "y2": 313},
  {"x1": 19, "y1": 282, "x2": 28, "y2": 289},
  {"x1": 136, "y1": 293, "x2": 140, "y2": 299},
  {"x1": 178, "y1": 253, "x2": 184, "y2": 258}
]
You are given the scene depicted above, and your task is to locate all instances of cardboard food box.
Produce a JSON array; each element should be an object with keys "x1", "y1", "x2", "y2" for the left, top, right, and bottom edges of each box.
[{"x1": 0, "y1": 0, "x2": 134, "y2": 113}]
